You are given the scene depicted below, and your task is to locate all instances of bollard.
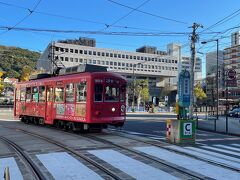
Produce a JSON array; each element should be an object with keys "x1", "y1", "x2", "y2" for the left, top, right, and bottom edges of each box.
[{"x1": 4, "y1": 166, "x2": 10, "y2": 180}]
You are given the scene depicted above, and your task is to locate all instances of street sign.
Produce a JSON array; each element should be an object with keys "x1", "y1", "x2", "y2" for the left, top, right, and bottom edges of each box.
[
  {"x1": 183, "y1": 122, "x2": 192, "y2": 135},
  {"x1": 227, "y1": 69, "x2": 237, "y2": 87},
  {"x1": 178, "y1": 70, "x2": 190, "y2": 107},
  {"x1": 227, "y1": 69, "x2": 236, "y2": 80}
]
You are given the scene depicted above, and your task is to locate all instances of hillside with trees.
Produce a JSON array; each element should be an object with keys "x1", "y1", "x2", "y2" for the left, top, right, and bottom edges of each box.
[{"x1": 0, "y1": 45, "x2": 40, "y2": 79}]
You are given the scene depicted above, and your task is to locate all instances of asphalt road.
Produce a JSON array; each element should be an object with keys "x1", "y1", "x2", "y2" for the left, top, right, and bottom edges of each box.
[{"x1": 117, "y1": 113, "x2": 240, "y2": 146}]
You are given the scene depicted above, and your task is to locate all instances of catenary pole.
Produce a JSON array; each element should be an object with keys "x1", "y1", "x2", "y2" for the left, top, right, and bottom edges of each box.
[{"x1": 189, "y1": 23, "x2": 203, "y2": 119}]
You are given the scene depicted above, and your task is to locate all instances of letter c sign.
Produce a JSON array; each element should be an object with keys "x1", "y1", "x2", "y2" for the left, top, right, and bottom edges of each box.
[{"x1": 183, "y1": 123, "x2": 192, "y2": 135}]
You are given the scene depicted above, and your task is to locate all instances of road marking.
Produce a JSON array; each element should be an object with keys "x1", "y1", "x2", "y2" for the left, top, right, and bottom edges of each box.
[
  {"x1": 88, "y1": 149, "x2": 178, "y2": 180},
  {"x1": 202, "y1": 146, "x2": 240, "y2": 157},
  {"x1": 134, "y1": 146, "x2": 240, "y2": 180},
  {"x1": 168, "y1": 145, "x2": 240, "y2": 169},
  {"x1": 213, "y1": 144, "x2": 240, "y2": 152},
  {"x1": 37, "y1": 152, "x2": 103, "y2": 180},
  {"x1": 231, "y1": 144, "x2": 240, "y2": 148},
  {"x1": 0, "y1": 157, "x2": 23, "y2": 180},
  {"x1": 185, "y1": 146, "x2": 240, "y2": 163}
]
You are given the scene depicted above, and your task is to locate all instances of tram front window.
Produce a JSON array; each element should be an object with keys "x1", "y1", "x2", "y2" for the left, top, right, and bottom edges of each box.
[{"x1": 105, "y1": 86, "x2": 119, "y2": 102}]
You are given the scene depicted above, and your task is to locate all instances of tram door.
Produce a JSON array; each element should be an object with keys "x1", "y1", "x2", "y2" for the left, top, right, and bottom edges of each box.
[{"x1": 45, "y1": 87, "x2": 54, "y2": 124}]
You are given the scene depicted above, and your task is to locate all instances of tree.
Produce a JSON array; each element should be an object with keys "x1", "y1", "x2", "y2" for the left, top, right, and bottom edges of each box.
[
  {"x1": 20, "y1": 66, "x2": 32, "y2": 82},
  {"x1": 135, "y1": 79, "x2": 149, "y2": 109},
  {"x1": 194, "y1": 83, "x2": 207, "y2": 106},
  {"x1": 0, "y1": 70, "x2": 4, "y2": 94}
]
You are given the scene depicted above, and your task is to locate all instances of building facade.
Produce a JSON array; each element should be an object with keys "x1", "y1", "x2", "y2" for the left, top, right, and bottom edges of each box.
[
  {"x1": 224, "y1": 31, "x2": 240, "y2": 101},
  {"x1": 37, "y1": 38, "x2": 179, "y2": 105}
]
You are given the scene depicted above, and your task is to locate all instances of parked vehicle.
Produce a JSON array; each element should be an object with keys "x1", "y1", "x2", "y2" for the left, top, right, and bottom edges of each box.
[{"x1": 228, "y1": 108, "x2": 240, "y2": 117}]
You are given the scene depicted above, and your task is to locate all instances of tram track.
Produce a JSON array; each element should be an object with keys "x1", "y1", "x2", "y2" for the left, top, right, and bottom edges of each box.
[
  {"x1": 0, "y1": 136, "x2": 46, "y2": 180},
  {"x1": 0, "y1": 125, "x2": 123, "y2": 180},
  {"x1": 107, "y1": 129, "x2": 240, "y2": 173}
]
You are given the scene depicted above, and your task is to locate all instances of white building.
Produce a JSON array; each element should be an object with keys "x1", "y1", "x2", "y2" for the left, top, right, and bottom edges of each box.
[{"x1": 37, "y1": 38, "x2": 179, "y2": 104}]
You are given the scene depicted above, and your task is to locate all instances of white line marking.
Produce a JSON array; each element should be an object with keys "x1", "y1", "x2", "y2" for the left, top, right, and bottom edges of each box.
[
  {"x1": 134, "y1": 146, "x2": 240, "y2": 180},
  {"x1": 185, "y1": 147, "x2": 240, "y2": 163},
  {"x1": 168, "y1": 145, "x2": 240, "y2": 169},
  {"x1": 213, "y1": 144, "x2": 240, "y2": 152},
  {"x1": 231, "y1": 144, "x2": 240, "y2": 148},
  {"x1": 37, "y1": 152, "x2": 103, "y2": 180},
  {"x1": 202, "y1": 146, "x2": 240, "y2": 157},
  {"x1": 0, "y1": 157, "x2": 23, "y2": 180},
  {"x1": 88, "y1": 149, "x2": 178, "y2": 180}
]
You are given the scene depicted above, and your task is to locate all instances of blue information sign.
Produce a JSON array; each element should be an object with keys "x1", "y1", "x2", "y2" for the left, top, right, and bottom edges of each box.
[{"x1": 178, "y1": 70, "x2": 190, "y2": 107}]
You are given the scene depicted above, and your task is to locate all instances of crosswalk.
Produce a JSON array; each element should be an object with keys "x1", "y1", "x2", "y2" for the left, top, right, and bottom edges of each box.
[{"x1": 1, "y1": 143, "x2": 240, "y2": 180}]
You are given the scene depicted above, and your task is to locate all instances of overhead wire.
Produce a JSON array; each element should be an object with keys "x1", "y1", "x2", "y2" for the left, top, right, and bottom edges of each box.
[
  {"x1": 106, "y1": 0, "x2": 188, "y2": 25},
  {"x1": 0, "y1": 0, "x2": 42, "y2": 35}
]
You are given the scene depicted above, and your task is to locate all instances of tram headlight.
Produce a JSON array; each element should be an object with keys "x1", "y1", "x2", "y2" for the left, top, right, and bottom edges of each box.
[
  {"x1": 121, "y1": 105, "x2": 125, "y2": 112},
  {"x1": 112, "y1": 107, "x2": 116, "y2": 112}
]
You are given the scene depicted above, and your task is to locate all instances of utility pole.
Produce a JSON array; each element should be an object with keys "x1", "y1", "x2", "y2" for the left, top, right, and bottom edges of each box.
[{"x1": 189, "y1": 23, "x2": 203, "y2": 119}]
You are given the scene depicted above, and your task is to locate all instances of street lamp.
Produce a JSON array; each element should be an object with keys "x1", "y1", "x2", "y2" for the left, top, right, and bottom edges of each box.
[{"x1": 201, "y1": 39, "x2": 219, "y2": 122}]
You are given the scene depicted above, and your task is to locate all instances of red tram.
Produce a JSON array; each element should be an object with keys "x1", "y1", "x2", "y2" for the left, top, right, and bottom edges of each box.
[{"x1": 14, "y1": 64, "x2": 127, "y2": 131}]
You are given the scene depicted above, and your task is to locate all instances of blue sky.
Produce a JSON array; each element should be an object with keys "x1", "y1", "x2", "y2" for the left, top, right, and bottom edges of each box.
[{"x1": 0, "y1": 0, "x2": 240, "y2": 77}]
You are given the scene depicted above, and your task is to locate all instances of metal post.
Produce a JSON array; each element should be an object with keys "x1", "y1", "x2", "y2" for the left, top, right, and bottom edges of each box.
[
  {"x1": 216, "y1": 39, "x2": 219, "y2": 120},
  {"x1": 189, "y1": 23, "x2": 202, "y2": 119},
  {"x1": 132, "y1": 65, "x2": 135, "y2": 111},
  {"x1": 226, "y1": 77, "x2": 229, "y2": 133}
]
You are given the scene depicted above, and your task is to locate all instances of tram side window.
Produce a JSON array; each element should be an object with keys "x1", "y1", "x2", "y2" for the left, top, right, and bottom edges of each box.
[
  {"x1": 39, "y1": 86, "x2": 46, "y2": 102},
  {"x1": 105, "y1": 86, "x2": 119, "y2": 102},
  {"x1": 120, "y1": 84, "x2": 126, "y2": 102},
  {"x1": 26, "y1": 87, "x2": 31, "y2": 102},
  {"x1": 20, "y1": 88, "x2": 26, "y2": 102},
  {"x1": 47, "y1": 88, "x2": 54, "y2": 102},
  {"x1": 76, "y1": 82, "x2": 87, "y2": 102},
  {"x1": 16, "y1": 89, "x2": 20, "y2": 101},
  {"x1": 66, "y1": 83, "x2": 74, "y2": 102},
  {"x1": 55, "y1": 87, "x2": 64, "y2": 102},
  {"x1": 94, "y1": 84, "x2": 103, "y2": 102},
  {"x1": 32, "y1": 87, "x2": 39, "y2": 102}
]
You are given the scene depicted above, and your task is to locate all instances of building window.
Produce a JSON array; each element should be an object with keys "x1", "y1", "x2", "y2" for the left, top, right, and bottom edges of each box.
[
  {"x1": 141, "y1": 57, "x2": 143, "y2": 60},
  {"x1": 70, "y1": 58, "x2": 73, "y2": 62},
  {"x1": 60, "y1": 48, "x2": 64, "y2": 52},
  {"x1": 114, "y1": 53, "x2": 117, "y2": 58},
  {"x1": 75, "y1": 49, "x2": 78, "y2": 53},
  {"x1": 137, "y1": 56, "x2": 140, "y2": 60},
  {"x1": 122, "y1": 63, "x2": 125, "y2": 66},
  {"x1": 145, "y1": 57, "x2": 147, "y2": 61},
  {"x1": 89, "y1": 51, "x2": 92, "y2": 55},
  {"x1": 106, "y1": 61, "x2": 109, "y2": 65},
  {"x1": 93, "y1": 51, "x2": 96, "y2": 55},
  {"x1": 110, "y1": 53, "x2": 113, "y2": 57},
  {"x1": 133, "y1": 56, "x2": 136, "y2": 60},
  {"x1": 118, "y1": 62, "x2": 121, "y2": 66},
  {"x1": 55, "y1": 47, "x2": 59, "y2": 51},
  {"x1": 102, "y1": 61, "x2": 105, "y2": 65},
  {"x1": 97, "y1": 60, "x2": 100, "y2": 64},
  {"x1": 106, "y1": 53, "x2": 109, "y2": 57},
  {"x1": 84, "y1": 50, "x2": 87, "y2": 54},
  {"x1": 80, "y1": 50, "x2": 83, "y2": 54},
  {"x1": 122, "y1": 54, "x2": 125, "y2": 58},
  {"x1": 70, "y1": 49, "x2": 73, "y2": 53},
  {"x1": 114, "y1": 62, "x2": 117, "y2": 66},
  {"x1": 89, "y1": 59, "x2": 92, "y2": 64},
  {"x1": 110, "y1": 61, "x2": 113, "y2": 65},
  {"x1": 79, "y1": 59, "x2": 83, "y2": 63},
  {"x1": 75, "y1": 58, "x2": 78, "y2": 62},
  {"x1": 60, "y1": 57, "x2": 64, "y2": 61},
  {"x1": 97, "y1": 52, "x2": 101, "y2": 56},
  {"x1": 130, "y1": 55, "x2": 132, "y2": 59},
  {"x1": 65, "y1": 48, "x2": 69, "y2": 52},
  {"x1": 65, "y1": 57, "x2": 69, "y2": 61},
  {"x1": 93, "y1": 60, "x2": 96, "y2": 64},
  {"x1": 118, "y1": 54, "x2": 121, "y2": 58},
  {"x1": 102, "y1": 52, "x2": 105, "y2": 56},
  {"x1": 126, "y1": 55, "x2": 129, "y2": 59}
]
